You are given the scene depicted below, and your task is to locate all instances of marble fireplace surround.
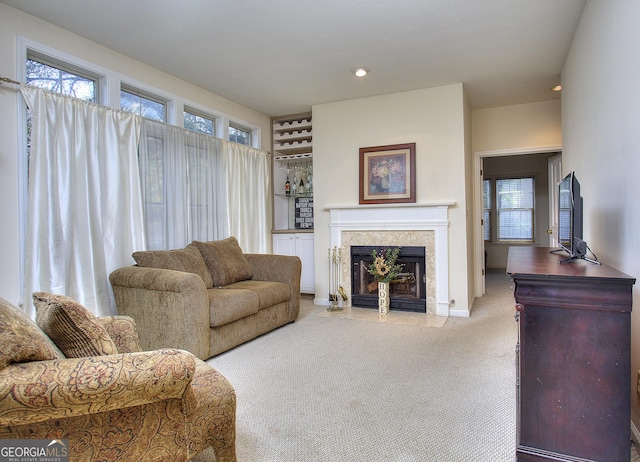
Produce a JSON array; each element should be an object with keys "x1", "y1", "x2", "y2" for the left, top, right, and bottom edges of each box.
[{"x1": 328, "y1": 203, "x2": 454, "y2": 317}]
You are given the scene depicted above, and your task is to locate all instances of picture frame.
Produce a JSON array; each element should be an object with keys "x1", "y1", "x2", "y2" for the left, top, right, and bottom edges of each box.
[{"x1": 359, "y1": 142, "x2": 416, "y2": 204}]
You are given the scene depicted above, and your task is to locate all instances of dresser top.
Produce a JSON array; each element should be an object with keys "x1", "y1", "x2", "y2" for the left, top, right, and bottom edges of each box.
[{"x1": 506, "y1": 246, "x2": 635, "y2": 284}]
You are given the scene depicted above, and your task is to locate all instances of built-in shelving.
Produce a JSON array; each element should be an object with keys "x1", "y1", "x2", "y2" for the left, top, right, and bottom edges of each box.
[
  {"x1": 272, "y1": 115, "x2": 312, "y2": 157},
  {"x1": 272, "y1": 112, "x2": 313, "y2": 232},
  {"x1": 271, "y1": 112, "x2": 315, "y2": 294}
]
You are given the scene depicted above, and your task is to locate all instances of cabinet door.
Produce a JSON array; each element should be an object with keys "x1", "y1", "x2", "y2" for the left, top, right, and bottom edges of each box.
[
  {"x1": 273, "y1": 234, "x2": 296, "y2": 256},
  {"x1": 296, "y1": 234, "x2": 315, "y2": 294}
]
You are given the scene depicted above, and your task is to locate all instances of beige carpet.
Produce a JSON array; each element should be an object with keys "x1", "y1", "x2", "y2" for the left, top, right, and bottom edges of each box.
[{"x1": 207, "y1": 269, "x2": 639, "y2": 461}]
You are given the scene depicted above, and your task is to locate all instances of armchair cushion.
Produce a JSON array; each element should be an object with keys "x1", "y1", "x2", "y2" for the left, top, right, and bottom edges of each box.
[
  {"x1": 98, "y1": 315, "x2": 142, "y2": 353},
  {"x1": 133, "y1": 243, "x2": 214, "y2": 289},
  {"x1": 0, "y1": 348, "x2": 196, "y2": 427},
  {"x1": 194, "y1": 237, "x2": 252, "y2": 287},
  {"x1": 0, "y1": 297, "x2": 62, "y2": 369},
  {"x1": 33, "y1": 292, "x2": 118, "y2": 358}
]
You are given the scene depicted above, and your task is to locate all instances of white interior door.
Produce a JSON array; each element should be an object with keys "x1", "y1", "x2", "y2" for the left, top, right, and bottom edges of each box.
[{"x1": 548, "y1": 154, "x2": 562, "y2": 247}]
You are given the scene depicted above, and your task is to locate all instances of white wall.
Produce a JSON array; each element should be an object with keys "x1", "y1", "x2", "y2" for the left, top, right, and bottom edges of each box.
[
  {"x1": 313, "y1": 84, "x2": 470, "y2": 315},
  {"x1": 561, "y1": 0, "x2": 640, "y2": 432},
  {"x1": 0, "y1": 4, "x2": 271, "y2": 306},
  {"x1": 472, "y1": 100, "x2": 562, "y2": 153}
]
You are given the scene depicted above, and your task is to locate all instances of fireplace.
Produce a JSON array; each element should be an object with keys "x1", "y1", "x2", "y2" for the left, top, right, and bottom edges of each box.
[
  {"x1": 351, "y1": 246, "x2": 427, "y2": 312},
  {"x1": 328, "y1": 203, "x2": 453, "y2": 316}
]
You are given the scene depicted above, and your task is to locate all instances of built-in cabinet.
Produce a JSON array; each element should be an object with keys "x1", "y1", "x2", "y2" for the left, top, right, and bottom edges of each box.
[
  {"x1": 507, "y1": 246, "x2": 635, "y2": 462},
  {"x1": 273, "y1": 233, "x2": 315, "y2": 294},
  {"x1": 271, "y1": 113, "x2": 314, "y2": 294}
]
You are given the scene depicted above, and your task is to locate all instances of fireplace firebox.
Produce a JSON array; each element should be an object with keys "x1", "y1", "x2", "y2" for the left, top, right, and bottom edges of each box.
[{"x1": 351, "y1": 246, "x2": 426, "y2": 312}]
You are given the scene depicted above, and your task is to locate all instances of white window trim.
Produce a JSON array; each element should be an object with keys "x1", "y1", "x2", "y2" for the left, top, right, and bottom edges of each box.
[
  {"x1": 183, "y1": 105, "x2": 218, "y2": 136},
  {"x1": 228, "y1": 119, "x2": 260, "y2": 148}
]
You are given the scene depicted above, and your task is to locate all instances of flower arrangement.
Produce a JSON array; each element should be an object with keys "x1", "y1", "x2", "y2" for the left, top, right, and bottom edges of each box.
[
  {"x1": 369, "y1": 157, "x2": 404, "y2": 192},
  {"x1": 367, "y1": 247, "x2": 404, "y2": 283}
]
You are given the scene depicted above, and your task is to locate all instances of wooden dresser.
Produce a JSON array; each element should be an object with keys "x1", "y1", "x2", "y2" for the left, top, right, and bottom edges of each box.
[{"x1": 507, "y1": 246, "x2": 635, "y2": 462}]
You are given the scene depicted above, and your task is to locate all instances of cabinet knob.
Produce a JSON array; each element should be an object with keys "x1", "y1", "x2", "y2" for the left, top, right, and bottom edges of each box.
[{"x1": 515, "y1": 303, "x2": 524, "y2": 312}]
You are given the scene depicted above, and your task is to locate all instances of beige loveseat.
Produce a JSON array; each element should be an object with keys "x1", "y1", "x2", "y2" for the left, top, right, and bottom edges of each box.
[
  {"x1": 0, "y1": 293, "x2": 236, "y2": 462},
  {"x1": 109, "y1": 237, "x2": 302, "y2": 360}
]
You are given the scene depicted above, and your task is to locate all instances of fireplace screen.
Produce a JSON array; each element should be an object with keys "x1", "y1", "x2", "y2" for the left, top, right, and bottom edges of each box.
[{"x1": 351, "y1": 246, "x2": 426, "y2": 312}]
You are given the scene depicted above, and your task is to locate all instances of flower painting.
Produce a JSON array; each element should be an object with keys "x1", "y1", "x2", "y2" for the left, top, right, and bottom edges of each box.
[
  {"x1": 369, "y1": 156, "x2": 405, "y2": 193},
  {"x1": 359, "y1": 143, "x2": 416, "y2": 204}
]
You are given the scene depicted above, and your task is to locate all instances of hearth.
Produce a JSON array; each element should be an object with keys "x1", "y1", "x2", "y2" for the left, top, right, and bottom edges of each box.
[{"x1": 351, "y1": 246, "x2": 426, "y2": 312}]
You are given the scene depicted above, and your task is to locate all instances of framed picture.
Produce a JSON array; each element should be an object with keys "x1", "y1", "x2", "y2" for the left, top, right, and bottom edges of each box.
[{"x1": 359, "y1": 142, "x2": 416, "y2": 204}]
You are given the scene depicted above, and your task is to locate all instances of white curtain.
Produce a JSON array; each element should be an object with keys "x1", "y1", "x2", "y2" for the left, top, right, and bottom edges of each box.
[
  {"x1": 222, "y1": 141, "x2": 272, "y2": 253},
  {"x1": 20, "y1": 87, "x2": 271, "y2": 318},
  {"x1": 139, "y1": 119, "x2": 271, "y2": 253},
  {"x1": 21, "y1": 86, "x2": 144, "y2": 318},
  {"x1": 138, "y1": 119, "x2": 227, "y2": 249}
]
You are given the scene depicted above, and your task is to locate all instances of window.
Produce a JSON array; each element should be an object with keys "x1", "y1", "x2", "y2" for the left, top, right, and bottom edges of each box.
[
  {"x1": 496, "y1": 177, "x2": 535, "y2": 242},
  {"x1": 120, "y1": 86, "x2": 166, "y2": 122},
  {"x1": 184, "y1": 108, "x2": 215, "y2": 136},
  {"x1": 482, "y1": 179, "x2": 491, "y2": 241},
  {"x1": 229, "y1": 124, "x2": 251, "y2": 146},
  {"x1": 26, "y1": 56, "x2": 97, "y2": 101}
]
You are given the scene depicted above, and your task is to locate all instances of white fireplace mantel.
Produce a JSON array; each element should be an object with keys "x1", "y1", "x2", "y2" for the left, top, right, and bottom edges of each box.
[{"x1": 327, "y1": 202, "x2": 455, "y2": 317}]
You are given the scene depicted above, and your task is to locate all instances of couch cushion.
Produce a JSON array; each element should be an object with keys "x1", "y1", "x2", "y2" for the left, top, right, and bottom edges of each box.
[
  {"x1": 194, "y1": 237, "x2": 253, "y2": 287},
  {"x1": 223, "y1": 280, "x2": 291, "y2": 310},
  {"x1": 132, "y1": 243, "x2": 214, "y2": 289},
  {"x1": 208, "y1": 289, "x2": 259, "y2": 327},
  {"x1": 0, "y1": 297, "x2": 63, "y2": 369},
  {"x1": 33, "y1": 292, "x2": 119, "y2": 358}
]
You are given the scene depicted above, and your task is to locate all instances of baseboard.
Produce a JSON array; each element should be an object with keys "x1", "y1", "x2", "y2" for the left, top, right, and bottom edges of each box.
[{"x1": 449, "y1": 307, "x2": 470, "y2": 317}]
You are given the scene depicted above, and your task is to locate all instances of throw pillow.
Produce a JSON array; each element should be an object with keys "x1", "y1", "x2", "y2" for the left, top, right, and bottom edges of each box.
[
  {"x1": 193, "y1": 237, "x2": 253, "y2": 287},
  {"x1": 0, "y1": 296, "x2": 63, "y2": 369},
  {"x1": 132, "y1": 243, "x2": 214, "y2": 289},
  {"x1": 33, "y1": 292, "x2": 119, "y2": 358}
]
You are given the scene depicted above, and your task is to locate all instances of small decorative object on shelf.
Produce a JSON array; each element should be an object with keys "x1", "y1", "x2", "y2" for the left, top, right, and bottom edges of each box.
[
  {"x1": 294, "y1": 197, "x2": 314, "y2": 229},
  {"x1": 367, "y1": 247, "x2": 403, "y2": 313}
]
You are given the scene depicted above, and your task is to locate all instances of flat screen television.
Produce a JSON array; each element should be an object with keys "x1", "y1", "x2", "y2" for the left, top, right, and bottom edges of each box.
[{"x1": 555, "y1": 171, "x2": 599, "y2": 264}]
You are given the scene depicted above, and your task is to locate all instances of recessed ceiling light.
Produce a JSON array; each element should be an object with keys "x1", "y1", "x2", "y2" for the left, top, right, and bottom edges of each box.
[
  {"x1": 552, "y1": 85, "x2": 562, "y2": 92},
  {"x1": 352, "y1": 67, "x2": 369, "y2": 78}
]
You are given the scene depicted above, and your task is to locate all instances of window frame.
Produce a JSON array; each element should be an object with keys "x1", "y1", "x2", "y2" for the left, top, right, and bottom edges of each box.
[
  {"x1": 120, "y1": 84, "x2": 168, "y2": 122},
  {"x1": 26, "y1": 52, "x2": 102, "y2": 102},
  {"x1": 229, "y1": 122, "x2": 253, "y2": 146},
  {"x1": 184, "y1": 106, "x2": 216, "y2": 136},
  {"x1": 495, "y1": 176, "x2": 536, "y2": 243}
]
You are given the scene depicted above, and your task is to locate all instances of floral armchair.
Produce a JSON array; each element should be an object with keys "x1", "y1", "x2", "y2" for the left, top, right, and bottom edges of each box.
[{"x1": 0, "y1": 294, "x2": 236, "y2": 462}]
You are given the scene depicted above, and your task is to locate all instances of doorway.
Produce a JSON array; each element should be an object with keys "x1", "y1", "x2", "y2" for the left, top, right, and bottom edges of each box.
[{"x1": 473, "y1": 146, "x2": 562, "y2": 298}]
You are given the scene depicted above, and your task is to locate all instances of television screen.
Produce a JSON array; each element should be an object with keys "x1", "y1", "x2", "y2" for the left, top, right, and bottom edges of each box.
[{"x1": 555, "y1": 171, "x2": 597, "y2": 263}]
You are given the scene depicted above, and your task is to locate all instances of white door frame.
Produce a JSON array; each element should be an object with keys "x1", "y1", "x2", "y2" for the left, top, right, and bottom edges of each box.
[{"x1": 472, "y1": 145, "x2": 562, "y2": 298}]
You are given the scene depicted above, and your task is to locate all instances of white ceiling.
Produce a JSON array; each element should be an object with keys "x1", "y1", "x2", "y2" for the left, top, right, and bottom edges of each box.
[{"x1": 2, "y1": 0, "x2": 586, "y2": 116}]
